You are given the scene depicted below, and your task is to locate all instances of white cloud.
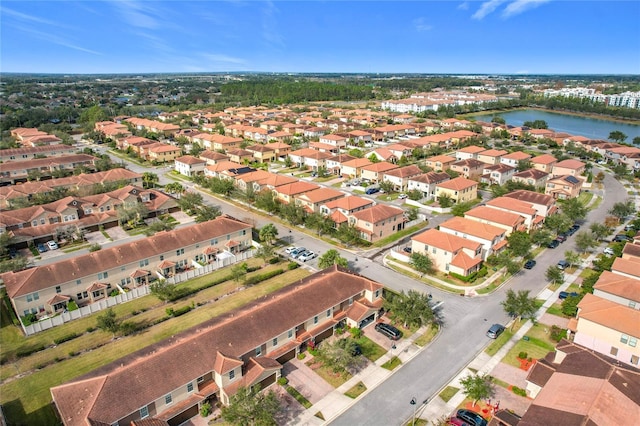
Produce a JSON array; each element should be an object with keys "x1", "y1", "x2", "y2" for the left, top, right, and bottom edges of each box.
[
  {"x1": 1, "y1": 6, "x2": 69, "y2": 28},
  {"x1": 472, "y1": 0, "x2": 507, "y2": 20},
  {"x1": 202, "y1": 53, "x2": 247, "y2": 65},
  {"x1": 413, "y1": 17, "x2": 433, "y2": 32},
  {"x1": 502, "y1": 0, "x2": 551, "y2": 18},
  {"x1": 457, "y1": 2, "x2": 470, "y2": 10},
  {"x1": 8, "y1": 23, "x2": 101, "y2": 55},
  {"x1": 261, "y1": 0, "x2": 284, "y2": 48},
  {"x1": 110, "y1": 0, "x2": 161, "y2": 29}
]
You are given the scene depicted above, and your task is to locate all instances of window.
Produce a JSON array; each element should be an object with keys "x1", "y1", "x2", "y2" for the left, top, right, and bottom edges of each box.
[
  {"x1": 176, "y1": 248, "x2": 184, "y2": 256},
  {"x1": 326, "y1": 309, "x2": 331, "y2": 317},
  {"x1": 256, "y1": 346, "x2": 262, "y2": 356},
  {"x1": 160, "y1": 255, "x2": 164, "y2": 261},
  {"x1": 630, "y1": 301, "x2": 637, "y2": 309},
  {"x1": 610, "y1": 347, "x2": 619, "y2": 356},
  {"x1": 165, "y1": 394, "x2": 172, "y2": 405},
  {"x1": 229, "y1": 370, "x2": 235, "y2": 380},
  {"x1": 139, "y1": 259, "x2": 149, "y2": 267},
  {"x1": 375, "y1": 289, "x2": 380, "y2": 298},
  {"x1": 197, "y1": 376, "x2": 204, "y2": 383},
  {"x1": 139, "y1": 406, "x2": 149, "y2": 419},
  {"x1": 272, "y1": 337, "x2": 278, "y2": 347},
  {"x1": 288, "y1": 329, "x2": 293, "y2": 338},
  {"x1": 432, "y1": 247, "x2": 436, "y2": 254},
  {"x1": 630, "y1": 337, "x2": 638, "y2": 348},
  {"x1": 77, "y1": 293, "x2": 83, "y2": 300},
  {"x1": 632, "y1": 355, "x2": 639, "y2": 365},
  {"x1": 314, "y1": 316, "x2": 318, "y2": 324},
  {"x1": 621, "y1": 334, "x2": 629, "y2": 344},
  {"x1": 98, "y1": 272, "x2": 108, "y2": 280},
  {"x1": 187, "y1": 383, "x2": 194, "y2": 393},
  {"x1": 76, "y1": 279, "x2": 81, "y2": 285}
]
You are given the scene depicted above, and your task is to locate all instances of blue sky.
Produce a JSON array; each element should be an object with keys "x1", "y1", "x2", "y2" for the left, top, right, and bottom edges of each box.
[{"x1": 1, "y1": 1, "x2": 639, "y2": 74}]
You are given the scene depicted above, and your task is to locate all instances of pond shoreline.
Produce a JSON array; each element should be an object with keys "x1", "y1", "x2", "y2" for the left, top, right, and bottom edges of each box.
[{"x1": 460, "y1": 106, "x2": 640, "y2": 126}]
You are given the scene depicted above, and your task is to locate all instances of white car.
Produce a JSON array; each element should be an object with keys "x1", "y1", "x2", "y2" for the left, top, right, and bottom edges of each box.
[
  {"x1": 298, "y1": 251, "x2": 317, "y2": 262},
  {"x1": 285, "y1": 246, "x2": 301, "y2": 255},
  {"x1": 398, "y1": 193, "x2": 408, "y2": 199},
  {"x1": 46, "y1": 240, "x2": 59, "y2": 250},
  {"x1": 603, "y1": 247, "x2": 615, "y2": 256}
]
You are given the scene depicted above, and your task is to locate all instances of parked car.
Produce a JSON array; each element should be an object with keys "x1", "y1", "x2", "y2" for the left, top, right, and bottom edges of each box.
[
  {"x1": 613, "y1": 234, "x2": 632, "y2": 242},
  {"x1": 456, "y1": 409, "x2": 488, "y2": 426},
  {"x1": 375, "y1": 322, "x2": 402, "y2": 340},
  {"x1": 486, "y1": 324, "x2": 505, "y2": 339},
  {"x1": 365, "y1": 187, "x2": 380, "y2": 195},
  {"x1": 567, "y1": 224, "x2": 580, "y2": 235},
  {"x1": 547, "y1": 239, "x2": 560, "y2": 249},
  {"x1": 36, "y1": 243, "x2": 48, "y2": 253},
  {"x1": 523, "y1": 259, "x2": 536, "y2": 269},
  {"x1": 557, "y1": 260, "x2": 570, "y2": 270},
  {"x1": 448, "y1": 417, "x2": 472, "y2": 426},
  {"x1": 559, "y1": 291, "x2": 579, "y2": 300},
  {"x1": 291, "y1": 249, "x2": 309, "y2": 259},
  {"x1": 403, "y1": 247, "x2": 412, "y2": 254},
  {"x1": 398, "y1": 193, "x2": 408, "y2": 199},
  {"x1": 298, "y1": 251, "x2": 317, "y2": 262},
  {"x1": 556, "y1": 234, "x2": 567, "y2": 243},
  {"x1": 603, "y1": 247, "x2": 615, "y2": 256},
  {"x1": 624, "y1": 224, "x2": 636, "y2": 231},
  {"x1": 46, "y1": 240, "x2": 59, "y2": 250},
  {"x1": 285, "y1": 246, "x2": 301, "y2": 255}
]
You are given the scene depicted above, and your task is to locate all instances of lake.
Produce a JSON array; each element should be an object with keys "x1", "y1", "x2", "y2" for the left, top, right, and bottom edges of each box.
[{"x1": 467, "y1": 109, "x2": 640, "y2": 141}]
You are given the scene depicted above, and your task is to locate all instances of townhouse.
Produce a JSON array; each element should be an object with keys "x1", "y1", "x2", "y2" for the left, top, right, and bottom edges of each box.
[
  {"x1": 485, "y1": 196, "x2": 543, "y2": 231},
  {"x1": 455, "y1": 145, "x2": 485, "y2": 161},
  {"x1": 349, "y1": 204, "x2": 405, "y2": 243},
  {"x1": 50, "y1": 266, "x2": 384, "y2": 426},
  {"x1": 125, "y1": 117, "x2": 180, "y2": 137},
  {"x1": 524, "y1": 128, "x2": 554, "y2": 139},
  {"x1": 174, "y1": 156, "x2": 206, "y2": 177},
  {"x1": 0, "y1": 154, "x2": 97, "y2": 185},
  {"x1": 500, "y1": 151, "x2": 532, "y2": 168},
  {"x1": 0, "y1": 186, "x2": 178, "y2": 247},
  {"x1": 341, "y1": 158, "x2": 373, "y2": 179},
  {"x1": 464, "y1": 205, "x2": 526, "y2": 237},
  {"x1": 449, "y1": 158, "x2": 485, "y2": 180},
  {"x1": 11, "y1": 127, "x2": 49, "y2": 142},
  {"x1": 407, "y1": 172, "x2": 450, "y2": 200},
  {"x1": 347, "y1": 130, "x2": 373, "y2": 144},
  {"x1": 503, "y1": 190, "x2": 557, "y2": 217},
  {"x1": 551, "y1": 159, "x2": 585, "y2": 177},
  {"x1": 238, "y1": 171, "x2": 297, "y2": 193},
  {"x1": 476, "y1": 149, "x2": 507, "y2": 166},
  {"x1": 273, "y1": 181, "x2": 320, "y2": 205},
  {"x1": 530, "y1": 153, "x2": 557, "y2": 173},
  {"x1": 411, "y1": 228, "x2": 483, "y2": 277},
  {"x1": 20, "y1": 134, "x2": 63, "y2": 147},
  {"x1": 2, "y1": 216, "x2": 252, "y2": 321},
  {"x1": 0, "y1": 144, "x2": 78, "y2": 162},
  {"x1": 382, "y1": 164, "x2": 423, "y2": 192},
  {"x1": 479, "y1": 164, "x2": 515, "y2": 186},
  {"x1": 424, "y1": 154, "x2": 456, "y2": 172},
  {"x1": 511, "y1": 168, "x2": 549, "y2": 189},
  {"x1": 438, "y1": 216, "x2": 507, "y2": 259},
  {"x1": 319, "y1": 196, "x2": 374, "y2": 226},
  {"x1": 204, "y1": 161, "x2": 250, "y2": 179},
  {"x1": 294, "y1": 188, "x2": 345, "y2": 213},
  {"x1": 545, "y1": 175, "x2": 582, "y2": 199},
  {"x1": 191, "y1": 133, "x2": 243, "y2": 151},
  {"x1": 326, "y1": 154, "x2": 356, "y2": 175},
  {"x1": 434, "y1": 177, "x2": 478, "y2": 204}
]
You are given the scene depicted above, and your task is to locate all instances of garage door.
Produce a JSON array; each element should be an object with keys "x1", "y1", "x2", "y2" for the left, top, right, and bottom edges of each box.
[
  {"x1": 315, "y1": 327, "x2": 334, "y2": 344},
  {"x1": 256, "y1": 373, "x2": 277, "y2": 391},
  {"x1": 276, "y1": 349, "x2": 296, "y2": 364},
  {"x1": 359, "y1": 313, "x2": 375, "y2": 329},
  {"x1": 168, "y1": 404, "x2": 198, "y2": 426}
]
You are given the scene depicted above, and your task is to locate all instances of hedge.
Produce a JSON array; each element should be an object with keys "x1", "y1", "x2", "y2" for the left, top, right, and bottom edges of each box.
[
  {"x1": 450, "y1": 266, "x2": 488, "y2": 283},
  {"x1": 245, "y1": 269, "x2": 284, "y2": 286},
  {"x1": 17, "y1": 344, "x2": 47, "y2": 359},
  {"x1": 54, "y1": 333, "x2": 79, "y2": 345}
]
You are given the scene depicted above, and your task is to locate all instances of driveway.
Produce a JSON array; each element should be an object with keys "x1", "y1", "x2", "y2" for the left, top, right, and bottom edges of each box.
[
  {"x1": 490, "y1": 362, "x2": 529, "y2": 390},
  {"x1": 282, "y1": 356, "x2": 334, "y2": 404},
  {"x1": 362, "y1": 320, "x2": 397, "y2": 351}
]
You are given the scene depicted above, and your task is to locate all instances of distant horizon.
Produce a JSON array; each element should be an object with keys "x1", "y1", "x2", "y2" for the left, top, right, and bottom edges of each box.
[{"x1": 2, "y1": 1, "x2": 639, "y2": 75}]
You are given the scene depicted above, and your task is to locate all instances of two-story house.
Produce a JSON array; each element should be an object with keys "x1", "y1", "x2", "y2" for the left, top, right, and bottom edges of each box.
[
  {"x1": 480, "y1": 164, "x2": 515, "y2": 186},
  {"x1": 349, "y1": 204, "x2": 405, "y2": 243},
  {"x1": 424, "y1": 154, "x2": 456, "y2": 172},
  {"x1": 382, "y1": 165, "x2": 423, "y2": 192},
  {"x1": 407, "y1": 172, "x2": 450, "y2": 200},
  {"x1": 464, "y1": 205, "x2": 526, "y2": 237},
  {"x1": 503, "y1": 190, "x2": 557, "y2": 217},
  {"x1": 360, "y1": 162, "x2": 399, "y2": 183},
  {"x1": 411, "y1": 228, "x2": 483, "y2": 277},
  {"x1": 295, "y1": 188, "x2": 345, "y2": 213},
  {"x1": 531, "y1": 154, "x2": 557, "y2": 173},
  {"x1": 438, "y1": 216, "x2": 507, "y2": 259},
  {"x1": 450, "y1": 159, "x2": 485, "y2": 180},
  {"x1": 434, "y1": 177, "x2": 478, "y2": 204},
  {"x1": 545, "y1": 175, "x2": 582, "y2": 199},
  {"x1": 175, "y1": 155, "x2": 207, "y2": 177},
  {"x1": 511, "y1": 168, "x2": 549, "y2": 189},
  {"x1": 319, "y1": 196, "x2": 374, "y2": 227},
  {"x1": 551, "y1": 159, "x2": 586, "y2": 177}
]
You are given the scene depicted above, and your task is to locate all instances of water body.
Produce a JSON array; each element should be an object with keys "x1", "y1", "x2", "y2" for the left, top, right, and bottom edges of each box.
[{"x1": 468, "y1": 109, "x2": 640, "y2": 141}]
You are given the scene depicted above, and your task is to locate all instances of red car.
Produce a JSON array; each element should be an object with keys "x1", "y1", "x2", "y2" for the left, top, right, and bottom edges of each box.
[{"x1": 448, "y1": 417, "x2": 472, "y2": 426}]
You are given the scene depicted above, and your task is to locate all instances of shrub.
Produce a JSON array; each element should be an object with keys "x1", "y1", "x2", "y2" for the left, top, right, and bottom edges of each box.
[
  {"x1": 120, "y1": 321, "x2": 140, "y2": 336},
  {"x1": 349, "y1": 327, "x2": 362, "y2": 339},
  {"x1": 88, "y1": 243, "x2": 102, "y2": 252},
  {"x1": 550, "y1": 325, "x2": 567, "y2": 342},
  {"x1": 16, "y1": 344, "x2": 46, "y2": 358},
  {"x1": 268, "y1": 257, "x2": 280, "y2": 264},
  {"x1": 54, "y1": 333, "x2": 79, "y2": 345},
  {"x1": 288, "y1": 261, "x2": 300, "y2": 270},
  {"x1": 109, "y1": 289, "x2": 120, "y2": 297},
  {"x1": 20, "y1": 313, "x2": 38, "y2": 326},
  {"x1": 67, "y1": 300, "x2": 79, "y2": 311},
  {"x1": 68, "y1": 351, "x2": 78, "y2": 357},
  {"x1": 245, "y1": 269, "x2": 284, "y2": 286},
  {"x1": 200, "y1": 402, "x2": 212, "y2": 417},
  {"x1": 171, "y1": 305, "x2": 193, "y2": 317},
  {"x1": 512, "y1": 386, "x2": 527, "y2": 397},
  {"x1": 277, "y1": 377, "x2": 289, "y2": 386},
  {"x1": 86, "y1": 326, "x2": 96, "y2": 333},
  {"x1": 297, "y1": 353, "x2": 306, "y2": 360},
  {"x1": 518, "y1": 351, "x2": 528, "y2": 359}
]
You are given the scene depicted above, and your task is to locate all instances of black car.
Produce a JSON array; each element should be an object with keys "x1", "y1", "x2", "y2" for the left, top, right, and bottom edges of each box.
[
  {"x1": 375, "y1": 322, "x2": 402, "y2": 340},
  {"x1": 403, "y1": 247, "x2": 412, "y2": 254},
  {"x1": 523, "y1": 259, "x2": 536, "y2": 269},
  {"x1": 547, "y1": 239, "x2": 560, "y2": 249},
  {"x1": 567, "y1": 224, "x2": 580, "y2": 235},
  {"x1": 613, "y1": 234, "x2": 632, "y2": 242},
  {"x1": 559, "y1": 291, "x2": 579, "y2": 300},
  {"x1": 486, "y1": 324, "x2": 505, "y2": 339},
  {"x1": 456, "y1": 409, "x2": 488, "y2": 426}
]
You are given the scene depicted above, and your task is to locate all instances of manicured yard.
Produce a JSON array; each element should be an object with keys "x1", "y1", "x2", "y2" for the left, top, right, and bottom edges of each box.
[
  {"x1": 306, "y1": 360, "x2": 352, "y2": 388},
  {"x1": 381, "y1": 356, "x2": 402, "y2": 370},
  {"x1": 372, "y1": 222, "x2": 430, "y2": 248},
  {"x1": 438, "y1": 386, "x2": 459, "y2": 402},
  {"x1": 285, "y1": 385, "x2": 312, "y2": 408},
  {"x1": 414, "y1": 324, "x2": 439, "y2": 347},
  {"x1": 545, "y1": 303, "x2": 566, "y2": 317},
  {"x1": 503, "y1": 324, "x2": 557, "y2": 369},
  {"x1": 344, "y1": 381, "x2": 367, "y2": 398},
  {"x1": 354, "y1": 336, "x2": 386, "y2": 362},
  {"x1": 0, "y1": 267, "x2": 310, "y2": 426}
]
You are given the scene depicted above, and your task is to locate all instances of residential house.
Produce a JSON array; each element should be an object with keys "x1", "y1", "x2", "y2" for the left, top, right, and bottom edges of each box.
[
  {"x1": 192, "y1": 133, "x2": 243, "y2": 151},
  {"x1": 249, "y1": 173, "x2": 297, "y2": 193},
  {"x1": 49, "y1": 266, "x2": 384, "y2": 426},
  {"x1": 511, "y1": 169, "x2": 549, "y2": 189},
  {"x1": 0, "y1": 144, "x2": 78, "y2": 163},
  {"x1": 361, "y1": 162, "x2": 399, "y2": 184},
  {"x1": 552, "y1": 159, "x2": 586, "y2": 177},
  {"x1": 309, "y1": 142, "x2": 340, "y2": 155},
  {"x1": 450, "y1": 159, "x2": 485, "y2": 180},
  {"x1": 531, "y1": 154, "x2": 557, "y2": 173},
  {"x1": 263, "y1": 142, "x2": 291, "y2": 159},
  {"x1": 118, "y1": 136, "x2": 157, "y2": 154},
  {"x1": 273, "y1": 181, "x2": 319, "y2": 205},
  {"x1": 424, "y1": 154, "x2": 456, "y2": 172},
  {"x1": 476, "y1": 149, "x2": 508, "y2": 166},
  {"x1": 347, "y1": 130, "x2": 373, "y2": 144},
  {"x1": 524, "y1": 128, "x2": 554, "y2": 140},
  {"x1": 246, "y1": 145, "x2": 276, "y2": 163},
  {"x1": 125, "y1": 118, "x2": 180, "y2": 137},
  {"x1": 464, "y1": 206, "x2": 526, "y2": 236},
  {"x1": 234, "y1": 170, "x2": 273, "y2": 192},
  {"x1": 407, "y1": 172, "x2": 450, "y2": 200},
  {"x1": 326, "y1": 154, "x2": 356, "y2": 175},
  {"x1": 611, "y1": 256, "x2": 640, "y2": 281},
  {"x1": 146, "y1": 144, "x2": 182, "y2": 164},
  {"x1": 2, "y1": 216, "x2": 251, "y2": 320},
  {"x1": 0, "y1": 154, "x2": 97, "y2": 185},
  {"x1": 349, "y1": 204, "x2": 405, "y2": 243},
  {"x1": 456, "y1": 145, "x2": 485, "y2": 161},
  {"x1": 368, "y1": 148, "x2": 398, "y2": 164},
  {"x1": 295, "y1": 188, "x2": 345, "y2": 213},
  {"x1": 199, "y1": 150, "x2": 230, "y2": 165},
  {"x1": 288, "y1": 148, "x2": 332, "y2": 171},
  {"x1": 503, "y1": 190, "x2": 557, "y2": 217},
  {"x1": 411, "y1": 228, "x2": 483, "y2": 277},
  {"x1": 384, "y1": 143, "x2": 413, "y2": 160},
  {"x1": 319, "y1": 196, "x2": 374, "y2": 227},
  {"x1": 592, "y1": 271, "x2": 640, "y2": 309},
  {"x1": 174, "y1": 156, "x2": 206, "y2": 177},
  {"x1": 204, "y1": 161, "x2": 247, "y2": 179},
  {"x1": 341, "y1": 158, "x2": 373, "y2": 179},
  {"x1": 545, "y1": 175, "x2": 582, "y2": 199},
  {"x1": 500, "y1": 151, "x2": 532, "y2": 168},
  {"x1": 319, "y1": 134, "x2": 348, "y2": 149},
  {"x1": 439, "y1": 216, "x2": 507, "y2": 259},
  {"x1": 434, "y1": 177, "x2": 478, "y2": 204},
  {"x1": 485, "y1": 196, "x2": 543, "y2": 231},
  {"x1": 382, "y1": 165, "x2": 423, "y2": 192}
]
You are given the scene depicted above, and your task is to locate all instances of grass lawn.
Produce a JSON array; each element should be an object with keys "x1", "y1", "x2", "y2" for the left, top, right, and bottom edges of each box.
[
  {"x1": 372, "y1": 222, "x2": 430, "y2": 248},
  {"x1": 285, "y1": 385, "x2": 312, "y2": 408},
  {"x1": 485, "y1": 320, "x2": 525, "y2": 357},
  {"x1": 0, "y1": 267, "x2": 309, "y2": 426},
  {"x1": 503, "y1": 324, "x2": 557, "y2": 368},
  {"x1": 386, "y1": 262, "x2": 464, "y2": 295},
  {"x1": 381, "y1": 356, "x2": 402, "y2": 370},
  {"x1": 306, "y1": 361, "x2": 351, "y2": 388},
  {"x1": 354, "y1": 336, "x2": 386, "y2": 362},
  {"x1": 414, "y1": 325, "x2": 439, "y2": 347},
  {"x1": 546, "y1": 303, "x2": 566, "y2": 317},
  {"x1": 577, "y1": 192, "x2": 594, "y2": 206},
  {"x1": 438, "y1": 386, "x2": 459, "y2": 403},
  {"x1": 344, "y1": 381, "x2": 367, "y2": 398}
]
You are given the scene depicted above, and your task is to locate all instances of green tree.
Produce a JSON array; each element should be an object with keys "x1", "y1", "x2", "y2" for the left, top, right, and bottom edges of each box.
[
  {"x1": 231, "y1": 263, "x2": 248, "y2": 288},
  {"x1": 79, "y1": 105, "x2": 108, "y2": 131},
  {"x1": 506, "y1": 231, "x2": 532, "y2": 258},
  {"x1": 561, "y1": 294, "x2": 582, "y2": 317},
  {"x1": 117, "y1": 202, "x2": 150, "y2": 228},
  {"x1": 149, "y1": 280, "x2": 176, "y2": 303},
  {"x1": 177, "y1": 192, "x2": 204, "y2": 215},
  {"x1": 254, "y1": 244, "x2": 275, "y2": 265},
  {"x1": 460, "y1": 374, "x2": 495, "y2": 407},
  {"x1": 609, "y1": 199, "x2": 636, "y2": 220},
  {"x1": 523, "y1": 119, "x2": 548, "y2": 129},
  {"x1": 612, "y1": 164, "x2": 630, "y2": 180},
  {"x1": 142, "y1": 172, "x2": 159, "y2": 189},
  {"x1": 451, "y1": 201, "x2": 474, "y2": 217},
  {"x1": 410, "y1": 252, "x2": 434, "y2": 275},
  {"x1": 164, "y1": 182, "x2": 185, "y2": 196},
  {"x1": 318, "y1": 249, "x2": 348, "y2": 269},
  {"x1": 0, "y1": 233, "x2": 15, "y2": 259},
  {"x1": 633, "y1": 136, "x2": 640, "y2": 146},
  {"x1": 304, "y1": 212, "x2": 334, "y2": 236},
  {"x1": 544, "y1": 213, "x2": 572, "y2": 234},
  {"x1": 379, "y1": 181, "x2": 395, "y2": 194},
  {"x1": 501, "y1": 289, "x2": 538, "y2": 326},
  {"x1": 407, "y1": 207, "x2": 419, "y2": 221},
  {"x1": 259, "y1": 224, "x2": 279, "y2": 246},
  {"x1": 144, "y1": 218, "x2": 176, "y2": 236},
  {"x1": 438, "y1": 194, "x2": 453, "y2": 208},
  {"x1": 385, "y1": 290, "x2": 435, "y2": 329},
  {"x1": 545, "y1": 265, "x2": 564, "y2": 284},
  {"x1": 255, "y1": 190, "x2": 279, "y2": 213},
  {"x1": 280, "y1": 203, "x2": 306, "y2": 225},
  {"x1": 209, "y1": 177, "x2": 236, "y2": 196},
  {"x1": 608, "y1": 130, "x2": 627, "y2": 143},
  {"x1": 560, "y1": 198, "x2": 587, "y2": 222},
  {"x1": 318, "y1": 338, "x2": 366, "y2": 374},
  {"x1": 589, "y1": 223, "x2": 611, "y2": 241},
  {"x1": 221, "y1": 386, "x2": 281, "y2": 426},
  {"x1": 195, "y1": 205, "x2": 222, "y2": 223},
  {"x1": 575, "y1": 231, "x2": 598, "y2": 253},
  {"x1": 367, "y1": 153, "x2": 380, "y2": 163},
  {"x1": 96, "y1": 308, "x2": 121, "y2": 337},
  {"x1": 517, "y1": 159, "x2": 533, "y2": 172},
  {"x1": 335, "y1": 224, "x2": 362, "y2": 246},
  {"x1": 530, "y1": 229, "x2": 553, "y2": 247},
  {"x1": 564, "y1": 250, "x2": 581, "y2": 269}
]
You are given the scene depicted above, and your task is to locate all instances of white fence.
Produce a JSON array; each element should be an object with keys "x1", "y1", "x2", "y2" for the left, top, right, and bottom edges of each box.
[{"x1": 22, "y1": 249, "x2": 255, "y2": 336}]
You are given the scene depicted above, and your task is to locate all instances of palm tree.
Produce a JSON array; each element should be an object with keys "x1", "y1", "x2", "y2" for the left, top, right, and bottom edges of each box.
[
  {"x1": 142, "y1": 172, "x2": 159, "y2": 189},
  {"x1": 258, "y1": 224, "x2": 279, "y2": 246}
]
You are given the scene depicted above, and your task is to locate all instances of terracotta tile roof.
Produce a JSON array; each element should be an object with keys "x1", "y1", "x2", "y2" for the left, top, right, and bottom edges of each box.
[
  {"x1": 622, "y1": 242, "x2": 640, "y2": 259},
  {"x1": 213, "y1": 351, "x2": 243, "y2": 374},
  {"x1": 465, "y1": 206, "x2": 524, "y2": 228},
  {"x1": 321, "y1": 133, "x2": 347, "y2": 141},
  {"x1": 47, "y1": 294, "x2": 70, "y2": 305},
  {"x1": 296, "y1": 188, "x2": 344, "y2": 204},
  {"x1": 1, "y1": 216, "x2": 251, "y2": 298},
  {"x1": 361, "y1": 162, "x2": 398, "y2": 173},
  {"x1": 478, "y1": 149, "x2": 508, "y2": 157},
  {"x1": 322, "y1": 196, "x2": 373, "y2": 211},
  {"x1": 175, "y1": 155, "x2": 206, "y2": 165},
  {"x1": 412, "y1": 228, "x2": 482, "y2": 252},
  {"x1": 486, "y1": 197, "x2": 537, "y2": 216},
  {"x1": 554, "y1": 159, "x2": 585, "y2": 170},
  {"x1": 425, "y1": 154, "x2": 456, "y2": 164},
  {"x1": 531, "y1": 154, "x2": 557, "y2": 165},
  {"x1": 504, "y1": 190, "x2": 554, "y2": 207},
  {"x1": 327, "y1": 154, "x2": 356, "y2": 164},
  {"x1": 436, "y1": 176, "x2": 477, "y2": 191},
  {"x1": 0, "y1": 154, "x2": 97, "y2": 173},
  {"x1": 274, "y1": 181, "x2": 319, "y2": 196},
  {"x1": 593, "y1": 271, "x2": 640, "y2": 303},
  {"x1": 440, "y1": 216, "x2": 506, "y2": 241},
  {"x1": 450, "y1": 251, "x2": 482, "y2": 270},
  {"x1": 351, "y1": 204, "x2": 404, "y2": 224},
  {"x1": 330, "y1": 210, "x2": 348, "y2": 224},
  {"x1": 502, "y1": 151, "x2": 532, "y2": 161},
  {"x1": 341, "y1": 158, "x2": 373, "y2": 168},
  {"x1": 611, "y1": 257, "x2": 640, "y2": 279},
  {"x1": 383, "y1": 164, "x2": 422, "y2": 178},
  {"x1": 452, "y1": 158, "x2": 485, "y2": 168},
  {"x1": 457, "y1": 145, "x2": 486, "y2": 154},
  {"x1": 408, "y1": 172, "x2": 450, "y2": 185},
  {"x1": 512, "y1": 168, "x2": 549, "y2": 180},
  {"x1": 576, "y1": 293, "x2": 640, "y2": 337}
]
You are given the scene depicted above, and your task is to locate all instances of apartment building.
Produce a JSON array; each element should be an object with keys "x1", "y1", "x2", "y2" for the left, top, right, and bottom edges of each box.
[
  {"x1": 1, "y1": 216, "x2": 253, "y2": 321},
  {"x1": 50, "y1": 266, "x2": 384, "y2": 426},
  {"x1": 0, "y1": 154, "x2": 97, "y2": 185}
]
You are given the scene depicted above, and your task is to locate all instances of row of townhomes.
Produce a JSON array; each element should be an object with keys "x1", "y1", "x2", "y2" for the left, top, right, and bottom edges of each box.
[
  {"x1": 0, "y1": 215, "x2": 253, "y2": 329},
  {"x1": 50, "y1": 266, "x2": 384, "y2": 426},
  {"x1": 0, "y1": 185, "x2": 178, "y2": 247},
  {"x1": 410, "y1": 190, "x2": 556, "y2": 277}
]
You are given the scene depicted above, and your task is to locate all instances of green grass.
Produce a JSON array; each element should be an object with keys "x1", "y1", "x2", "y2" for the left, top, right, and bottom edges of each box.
[
  {"x1": 545, "y1": 303, "x2": 566, "y2": 317},
  {"x1": 577, "y1": 191, "x2": 594, "y2": 206},
  {"x1": 354, "y1": 336, "x2": 386, "y2": 362},
  {"x1": 503, "y1": 324, "x2": 557, "y2": 368},
  {"x1": 386, "y1": 262, "x2": 463, "y2": 294},
  {"x1": 438, "y1": 386, "x2": 459, "y2": 402},
  {"x1": 485, "y1": 327, "x2": 514, "y2": 356},
  {"x1": 62, "y1": 243, "x2": 92, "y2": 253},
  {"x1": 414, "y1": 324, "x2": 439, "y2": 347},
  {"x1": 344, "y1": 381, "x2": 367, "y2": 398},
  {"x1": 285, "y1": 385, "x2": 312, "y2": 408},
  {"x1": 0, "y1": 266, "x2": 310, "y2": 425},
  {"x1": 381, "y1": 356, "x2": 402, "y2": 371},
  {"x1": 372, "y1": 222, "x2": 430, "y2": 248},
  {"x1": 306, "y1": 360, "x2": 351, "y2": 388}
]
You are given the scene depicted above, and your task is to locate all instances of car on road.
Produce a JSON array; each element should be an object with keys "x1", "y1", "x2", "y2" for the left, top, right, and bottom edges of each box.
[
  {"x1": 559, "y1": 291, "x2": 579, "y2": 300},
  {"x1": 298, "y1": 251, "x2": 317, "y2": 262},
  {"x1": 46, "y1": 240, "x2": 59, "y2": 250},
  {"x1": 365, "y1": 187, "x2": 380, "y2": 195},
  {"x1": 556, "y1": 234, "x2": 567, "y2": 243},
  {"x1": 289, "y1": 247, "x2": 307, "y2": 258},
  {"x1": 486, "y1": 324, "x2": 505, "y2": 339},
  {"x1": 36, "y1": 243, "x2": 48, "y2": 253},
  {"x1": 547, "y1": 239, "x2": 560, "y2": 249},
  {"x1": 603, "y1": 247, "x2": 615, "y2": 256},
  {"x1": 613, "y1": 234, "x2": 632, "y2": 242},
  {"x1": 375, "y1": 322, "x2": 402, "y2": 340},
  {"x1": 456, "y1": 408, "x2": 488, "y2": 426},
  {"x1": 285, "y1": 246, "x2": 301, "y2": 255},
  {"x1": 624, "y1": 224, "x2": 636, "y2": 231},
  {"x1": 523, "y1": 259, "x2": 536, "y2": 269},
  {"x1": 557, "y1": 260, "x2": 570, "y2": 270},
  {"x1": 568, "y1": 224, "x2": 580, "y2": 235}
]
